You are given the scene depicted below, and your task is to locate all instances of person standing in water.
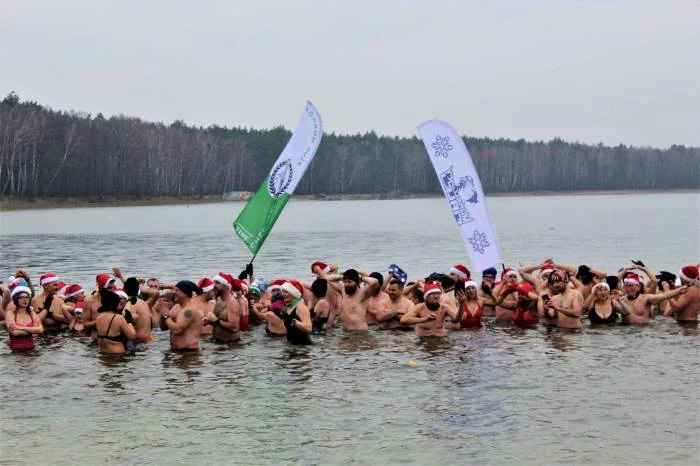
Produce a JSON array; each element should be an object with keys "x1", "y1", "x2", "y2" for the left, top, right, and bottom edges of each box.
[
  {"x1": 162, "y1": 281, "x2": 203, "y2": 351},
  {"x1": 400, "y1": 282, "x2": 463, "y2": 337},
  {"x1": 327, "y1": 269, "x2": 379, "y2": 332},
  {"x1": 6, "y1": 285, "x2": 43, "y2": 351}
]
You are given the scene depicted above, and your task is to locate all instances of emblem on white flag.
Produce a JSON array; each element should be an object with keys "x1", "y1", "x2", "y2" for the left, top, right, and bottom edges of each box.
[{"x1": 417, "y1": 120, "x2": 504, "y2": 271}]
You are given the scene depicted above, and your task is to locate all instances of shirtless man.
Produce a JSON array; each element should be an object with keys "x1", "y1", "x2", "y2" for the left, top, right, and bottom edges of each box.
[
  {"x1": 478, "y1": 267, "x2": 498, "y2": 316},
  {"x1": 366, "y1": 272, "x2": 390, "y2": 325},
  {"x1": 33, "y1": 273, "x2": 68, "y2": 331},
  {"x1": 82, "y1": 273, "x2": 117, "y2": 339},
  {"x1": 375, "y1": 279, "x2": 414, "y2": 330},
  {"x1": 327, "y1": 269, "x2": 379, "y2": 331},
  {"x1": 619, "y1": 272, "x2": 686, "y2": 325},
  {"x1": 400, "y1": 282, "x2": 463, "y2": 337},
  {"x1": 539, "y1": 269, "x2": 583, "y2": 330},
  {"x1": 162, "y1": 280, "x2": 203, "y2": 351},
  {"x1": 123, "y1": 277, "x2": 153, "y2": 343},
  {"x1": 194, "y1": 277, "x2": 216, "y2": 336},
  {"x1": 205, "y1": 273, "x2": 240, "y2": 342},
  {"x1": 664, "y1": 265, "x2": 700, "y2": 322}
]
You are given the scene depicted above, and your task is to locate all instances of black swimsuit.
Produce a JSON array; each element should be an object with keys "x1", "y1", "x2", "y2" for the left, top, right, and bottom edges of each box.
[
  {"x1": 284, "y1": 308, "x2": 313, "y2": 345},
  {"x1": 97, "y1": 314, "x2": 129, "y2": 347},
  {"x1": 588, "y1": 301, "x2": 619, "y2": 325},
  {"x1": 310, "y1": 307, "x2": 329, "y2": 333}
]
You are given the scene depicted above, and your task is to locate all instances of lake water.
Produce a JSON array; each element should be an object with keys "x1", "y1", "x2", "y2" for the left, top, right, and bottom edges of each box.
[{"x1": 0, "y1": 193, "x2": 699, "y2": 465}]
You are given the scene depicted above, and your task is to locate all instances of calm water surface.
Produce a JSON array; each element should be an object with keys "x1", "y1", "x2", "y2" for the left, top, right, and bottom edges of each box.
[{"x1": 0, "y1": 193, "x2": 699, "y2": 465}]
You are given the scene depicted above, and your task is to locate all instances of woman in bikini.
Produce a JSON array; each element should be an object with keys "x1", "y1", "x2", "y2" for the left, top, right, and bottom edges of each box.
[
  {"x1": 5, "y1": 285, "x2": 44, "y2": 351},
  {"x1": 95, "y1": 289, "x2": 136, "y2": 354}
]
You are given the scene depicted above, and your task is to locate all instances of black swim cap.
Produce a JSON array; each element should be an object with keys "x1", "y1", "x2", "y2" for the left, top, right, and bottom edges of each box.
[
  {"x1": 343, "y1": 269, "x2": 360, "y2": 284},
  {"x1": 175, "y1": 280, "x2": 199, "y2": 297},
  {"x1": 124, "y1": 277, "x2": 140, "y2": 297},
  {"x1": 311, "y1": 278, "x2": 328, "y2": 298},
  {"x1": 369, "y1": 272, "x2": 384, "y2": 288}
]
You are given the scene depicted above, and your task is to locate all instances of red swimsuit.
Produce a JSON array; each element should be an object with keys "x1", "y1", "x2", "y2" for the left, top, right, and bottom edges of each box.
[
  {"x1": 460, "y1": 302, "x2": 483, "y2": 328},
  {"x1": 514, "y1": 305, "x2": 539, "y2": 326},
  {"x1": 8, "y1": 314, "x2": 37, "y2": 351}
]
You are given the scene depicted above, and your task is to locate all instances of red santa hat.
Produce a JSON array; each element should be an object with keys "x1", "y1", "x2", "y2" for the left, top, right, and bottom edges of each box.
[
  {"x1": 540, "y1": 264, "x2": 555, "y2": 277},
  {"x1": 231, "y1": 278, "x2": 244, "y2": 292},
  {"x1": 679, "y1": 265, "x2": 699, "y2": 284},
  {"x1": 311, "y1": 261, "x2": 331, "y2": 274},
  {"x1": 501, "y1": 268, "x2": 518, "y2": 279},
  {"x1": 423, "y1": 281, "x2": 442, "y2": 298},
  {"x1": 40, "y1": 272, "x2": 60, "y2": 286},
  {"x1": 114, "y1": 288, "x2": 128, "y2": 300},
  {"x1": 268, "y1": 279, "x2": 286, "y2": 292},
  {"x1": 96, "y1": 273, "x2": 116, "y2": 289},
  {"x1": 57, "y1": 282, "x2": 70, "y2": 296},
  {"x1": 66, "y1": 284, "x2": 85, "y2": 298},
  {"x1": 623, "y1": 272, "x2": 643, "y2": 287},
  {"x1": 197, "y1": 277, "x2": 215, "y2": 293},
  {"x1": 280, "y1": 280, "x2": 303, "y2": 299},
  {"x1": 213, "y1": 272, "x2": 234, "y2": 287},
  {"x1": 74, "y1": 300, "x2": 84, "y2": 314},
  {"x1": 449, "y1": 264, "x2": 470, "y2": 280},
  {"x1": 464, "y1": 280, "x2": 478, "y2": 289}
]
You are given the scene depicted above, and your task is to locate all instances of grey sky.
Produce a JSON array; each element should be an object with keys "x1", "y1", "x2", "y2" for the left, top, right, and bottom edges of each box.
[{"x1": 2, "y1": 0, "x2": 699, "y2": 148}]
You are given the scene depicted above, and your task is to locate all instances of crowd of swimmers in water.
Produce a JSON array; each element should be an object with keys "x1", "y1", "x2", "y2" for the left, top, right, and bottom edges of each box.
[{"x1": 1, "y1": 259, "x2": 698, "y2": 353}]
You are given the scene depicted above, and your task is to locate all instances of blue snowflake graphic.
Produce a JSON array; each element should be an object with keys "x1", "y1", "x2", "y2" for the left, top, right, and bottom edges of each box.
[
  {"x1": 468, "y1": 230, "x2": 490, "y2": 255},
  {"x1": 431, "y1": 135, "x2": 453, "y2": 158}
]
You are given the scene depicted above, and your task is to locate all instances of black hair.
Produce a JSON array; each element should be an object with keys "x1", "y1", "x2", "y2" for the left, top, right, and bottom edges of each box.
[
  {"x1": 124, "y1": 277, "x2": 140, "y2": 304},
  {"x1": 311, "y1": 279, "x2": 328, "y2": 298},
  {"x1": 388, "y1": 278, "x2": 404, "y2": 289},
  {"x1": 98, "y1": 288, "x2": 120, "y2": 313},
  {"x1": 369, "y1": 272, "x2": 384, "y2": 288},
  {"x1": 410, "y1": 287, "x2": 424, "y2": 303},
  {"x1": 343, "y1": 269, "x2": 361, "y2": 284}
]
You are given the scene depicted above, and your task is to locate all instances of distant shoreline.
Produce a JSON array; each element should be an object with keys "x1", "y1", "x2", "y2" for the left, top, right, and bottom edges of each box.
[{"x1": 1, "y1": 189, "x2": 697, "y2": 212}]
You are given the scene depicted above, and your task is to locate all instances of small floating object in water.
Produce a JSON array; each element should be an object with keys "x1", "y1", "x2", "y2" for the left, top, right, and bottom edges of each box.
[{"x1": 408, "y1": 360, "x2": 417, "y2": 367}]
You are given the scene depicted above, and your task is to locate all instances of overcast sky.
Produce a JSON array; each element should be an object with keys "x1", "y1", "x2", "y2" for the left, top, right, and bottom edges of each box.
[{"x1": 2, "y1": 0, "x2": 698, "y2": 148}]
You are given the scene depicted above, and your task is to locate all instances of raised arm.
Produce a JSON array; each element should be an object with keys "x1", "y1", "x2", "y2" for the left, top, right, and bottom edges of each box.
[
  {"x1": 552, "y1": 263, "x2": 577, "y2": 276},
  {"x1": 361, "y1": 276, "x2": 379, "y2": 301},
  {"x1": 648, "y1": 286, "x2": 688, "y2": 305},
  {"x1": 518, "y1": 263, "x2": 541, "y2": 288}
]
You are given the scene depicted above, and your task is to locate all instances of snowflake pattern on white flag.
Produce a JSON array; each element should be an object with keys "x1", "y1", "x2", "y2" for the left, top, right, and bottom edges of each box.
[
  {"x1": 431, "y1": 135, "x2": 453, "y2": 158},
  {"x1": 468, "y1": 230, "x2": 490, "y2": 255}
]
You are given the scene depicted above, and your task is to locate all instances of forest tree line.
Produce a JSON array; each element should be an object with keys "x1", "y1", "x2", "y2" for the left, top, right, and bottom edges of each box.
[{"x1": 1, "y1": 92, "x2": 698, "y2": 200}]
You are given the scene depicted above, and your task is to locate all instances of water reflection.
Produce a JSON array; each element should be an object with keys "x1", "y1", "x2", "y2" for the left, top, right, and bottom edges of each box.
[
  {"x1": 542, "y1": 329, "x2": 580, "y2": 353},
  {"x1": 416, "y1": 336, "x2": 454, "y2": 358},
  {"x1": 336, "y1": 332, "x2": 378, "y2": 354}
]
